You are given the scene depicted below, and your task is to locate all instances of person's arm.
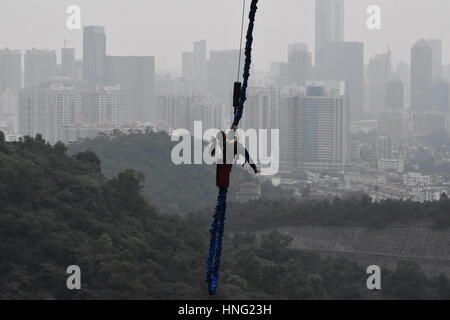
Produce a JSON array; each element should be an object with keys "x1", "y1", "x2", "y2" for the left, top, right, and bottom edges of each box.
[{"x1": 208, "y1": 137, "x2": 216, "y2": 157}]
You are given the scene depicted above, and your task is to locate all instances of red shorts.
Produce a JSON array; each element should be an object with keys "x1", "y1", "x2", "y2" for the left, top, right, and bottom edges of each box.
[{"x1": 216, "y1": 164, "x2": 233, "y2": 188}]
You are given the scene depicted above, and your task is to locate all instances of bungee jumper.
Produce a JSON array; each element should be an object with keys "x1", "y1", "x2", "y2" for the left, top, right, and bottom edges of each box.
[
  {"x1": 210, "y1": 129, "x2": 260, "y2": 188},
  {"x1": 206, "y1": 0, "x2": 260, "y2": 296}
]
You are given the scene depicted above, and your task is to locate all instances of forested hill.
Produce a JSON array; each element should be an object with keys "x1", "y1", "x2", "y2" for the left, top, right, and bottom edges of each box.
[
  {"x1": 0, "y1": 133, "x2": 206, "y2": 299},
  {"x1": 68, "y1": 130, "x2": 255, "y2": 213},
  {"x1": 2, "y1": 133, "x2": 450, "y2": 300}
]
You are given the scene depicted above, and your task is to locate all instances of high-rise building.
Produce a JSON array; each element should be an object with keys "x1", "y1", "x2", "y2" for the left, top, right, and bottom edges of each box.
[
  {"x1": 0, "y1": 48, "x2": 22, "y2": 92},
  {"x1": 207, "y1": 50, "x2": 243, "y2": 107},
  {"x1": 411, "y1": 39, "x2": 433, "y2": 111},
  {"x1": 241, "y1": 87, "x2": 281, "y2": 132},
  {"x1": 320, "y1": 41, "x2": 364, "y2": 120},
  {"x1": 270, "y1": 62, "x2": 289, "y2": 87},
  {"x1": 24, "y1": 49, "x2": 57, "y2": 88},
  {"x1": 386, "y1": 79, "x2": 404, "y2": 110},
  {"x1": 105, "y1": 56, "x2": 155, "y2": 124},
  {"x1": 372, "y1": 136, "x2": 393, "y2": 160},
  {"x1": 378, "y1": 110, "x2": 410, "y2": 144},
  {"x1": 369, "y1": 52, "x2": 392, "y2": 112},
  {"x1": 394, "y1": 61, "x2": 411, "y2": 107},
  {"x1": 287, "y1": 43, "x2": 312, "y2": 86},
  {"x1": 156, "y1": 92, "x2": 177, "y2": 129},
  {"x1": 425, "y1": 39, "x2": 442, "y2": 81},
  {"x1": 315, "y1": 0, "x2": 344, "y2": 64},
  {"x1": 61, "y1": 48, "x2": 76, "y2": 79},
  {"x1": 19, "y1": 86, "x2": 52, "y2": 139},
  {"x1": 412, "y1": 112, "x2": 446, "y2": 136},
  {"x1": 83, "y1": 26, "x2": 106, "y2": 89},
  {"x1": 83, "y1": 86, "x2": 120, "y2": 126},
  {"x1": 280, "y1": 85, "x2": 349, "y2": 169},
  {"x1": 19, "y1": 83, "x2": 120, "y2": 143},
  {"x1": 432, "y1": 79, "x2": 449, "y2": 113},
  {"x1": 0, "y1": 89, "x2": 19, "y2": 133},
  {"x1": 182, "y1": 40, "x2": 207, "y2": 92},
  {"x1": 156, "y1": 91, "x2": 221, "y2": 131},
  {"x1": 49, "y1": 84, "x2": 83, "y2": 142}
]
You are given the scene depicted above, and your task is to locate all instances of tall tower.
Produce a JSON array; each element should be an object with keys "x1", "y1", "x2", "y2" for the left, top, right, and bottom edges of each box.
[
  {"x1": 61, "y1": 48, "x2": 76, "y2": 79},
  {"x1": 24, "y1": 49, "x2": 57, "y2": 88},
  {"x1": 411, "y1": 39, "x2": 433, "y2": 111},
  {"x1": 315, "y1": 0, "x2": 344, "y2": 65},
  {"x1": 287, "y1": 43, "x2": 312, "y2": 86},
  {"x1": 320, "y1": 41, "x2": 364, "y2": 120},
  {"x1": 369, "y1": 51, "x2": 392, "y2": 112},
  {"x1": 0, "y1": 48, "x2": 22, "y2": 92},
  {"x1": 105, "y1": 56, "x2": 155, "y2": 124},
  {"x1": 280, "y1": 85, "x2": 349, "y2": 169},
  {"x1": 425, "y1": 39, "x2": 442, "y2": 81},
  {"x1": 83, "y1": 26, "x2": 106, "y2": 89},
  {"x1": 182, "y1": 40, "x2": 207, "y2": 92}
]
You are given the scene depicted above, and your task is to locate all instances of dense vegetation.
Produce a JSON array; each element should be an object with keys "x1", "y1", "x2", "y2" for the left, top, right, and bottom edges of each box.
[
  {"x1": 1, "y1": 132, "x2": 450, "y2": 300},
  {"x1": 68, "y1": 130, "x2": 257, "y2": 214},
  {"x1": 204, "y1": 195, "x2": 450, "y2": 231}
]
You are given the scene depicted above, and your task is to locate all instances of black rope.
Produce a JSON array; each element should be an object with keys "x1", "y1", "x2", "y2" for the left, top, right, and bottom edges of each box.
[
  {"x1": 206, "y1": 0, "x2": 259, "y2": 296},
  {"x1": 237, "y1": 0, "x2": 247, "y2": 82}
]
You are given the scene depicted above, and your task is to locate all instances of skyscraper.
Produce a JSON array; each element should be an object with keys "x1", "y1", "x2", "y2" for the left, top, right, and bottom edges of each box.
[
  {"x1": 24, "y1": 49, "x2": 57, "y2": 88},
  {"x1": 432, "y1": 79, "x2": 449, "y2": 113},
  {"x1": 411, "y1": 39, "x2": 433, "y2": 111},
  {"x1": 105, "y1": 56, "x2": 155, "y2": 124},
  {"x1": 320, "y1": 41, "x2": 364, "y2": 120},
  {"x1": 19, "y1": 86, "x2": 52, "y2": 139},
  {"x1": 270, "y1": 62, "x2": 289, "y2": 87},
  {"x1": 369, "y1": 51, "x2": 392, "y2": 112},
  {"x1": 182, "y1": 40, "x2": 207, "y2": 92},
  {"x1": 315, "y1": 0, "x2": 344, "y2": 65},
  {"x1": 207, "y1": 49, "x2": 243, "y2": 114},
  {"x1": 241, "y1": 87, "x2": 281, "y2": 132},
  {"x1": 425, "y1": 39, "x2": 442, "y2": 81},
  {"x1": 19, "y1": 83, "x2": 120, "y2": 143},
  {"x1": 372, "y1": 136, "x2": 393, "y2": 160},
  {"x1": 394, "y1": 61, "x2": 411, "y2": 107},
  {"x1": 378, "y1": 110, "x2": 410, "y2": 144},
  {"x1": 386, "y1": 79, "x2": 404, "y2": 110},
  {"x1": 61, "y1": 48, "x2": 76, "y2": 79},
  {"x1": 287, "y1": 43, "x2": 312, "y2": 86},
  {"x1": 280, "y1": 85, "x2": 349, "y2": 169},
  {"x1": 83, "y1": 26, "x2": 106, "y2": 88},
  {"x1": 0, "y1": 48, "x2": 22, "y2": 92}
]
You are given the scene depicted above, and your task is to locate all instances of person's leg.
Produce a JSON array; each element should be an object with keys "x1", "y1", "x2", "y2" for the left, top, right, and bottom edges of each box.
[{"x1": 244, "y1": 148, "x2": 259, "y2": 174}]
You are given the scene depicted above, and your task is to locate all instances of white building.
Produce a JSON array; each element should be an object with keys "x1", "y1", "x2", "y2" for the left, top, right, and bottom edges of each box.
[
  {"x1": 378, "y1": 159, "x2": 404, "y2": 173},
  {"x1": 280, "y1": 85, "x2": 349, "y2": 170},
  {"x1": 411, "y1": 186, "x2": 447, "y2": 202},
  {"x1": 19, "y1": 83, "x2": 120, "y2": 144},
  {"x1": 344, "y1": 173, "x2": 386, "y2": 187},
  {"x1": 403, "y1": 172, "x2": 432, "y2": 186}
]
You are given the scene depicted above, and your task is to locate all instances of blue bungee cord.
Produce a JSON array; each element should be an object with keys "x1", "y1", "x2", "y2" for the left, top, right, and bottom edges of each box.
[{"x1": 206, "y1": 0, "x2": 259, "y2": 296}]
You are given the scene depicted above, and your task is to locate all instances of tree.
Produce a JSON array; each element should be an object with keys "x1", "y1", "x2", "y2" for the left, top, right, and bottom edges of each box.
[{"x1": 75, "y1": 151, "x2": 102, "y2": 171}]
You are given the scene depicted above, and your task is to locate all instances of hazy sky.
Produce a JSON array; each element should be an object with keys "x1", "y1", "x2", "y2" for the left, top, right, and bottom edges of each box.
[{"x1": 1, "y1": 0, "x2": 450, "y2": 73}]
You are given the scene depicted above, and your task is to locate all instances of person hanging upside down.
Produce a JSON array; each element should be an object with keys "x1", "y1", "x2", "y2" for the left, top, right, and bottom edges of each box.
[{"x1": 210, "y1": 127, "x2": 260, "y2": 188}]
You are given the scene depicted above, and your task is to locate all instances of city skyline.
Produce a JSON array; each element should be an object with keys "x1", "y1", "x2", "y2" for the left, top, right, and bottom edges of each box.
[{"x1": 1, "y1": 0, "x2": 450, "y2": 72}]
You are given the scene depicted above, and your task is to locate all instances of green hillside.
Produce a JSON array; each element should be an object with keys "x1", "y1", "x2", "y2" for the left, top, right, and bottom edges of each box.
[
  {"x1": 1, "y1": 133, "x2": 450, "y2": 300},
  {"x1": 68, "y1": 130, "x2": 255, "y2": 213}
]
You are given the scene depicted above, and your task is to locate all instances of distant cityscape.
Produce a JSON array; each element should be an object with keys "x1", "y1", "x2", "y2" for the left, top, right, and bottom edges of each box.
[{"x1": 0, "y1": 0, "x2": 449, "y2": 203}]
